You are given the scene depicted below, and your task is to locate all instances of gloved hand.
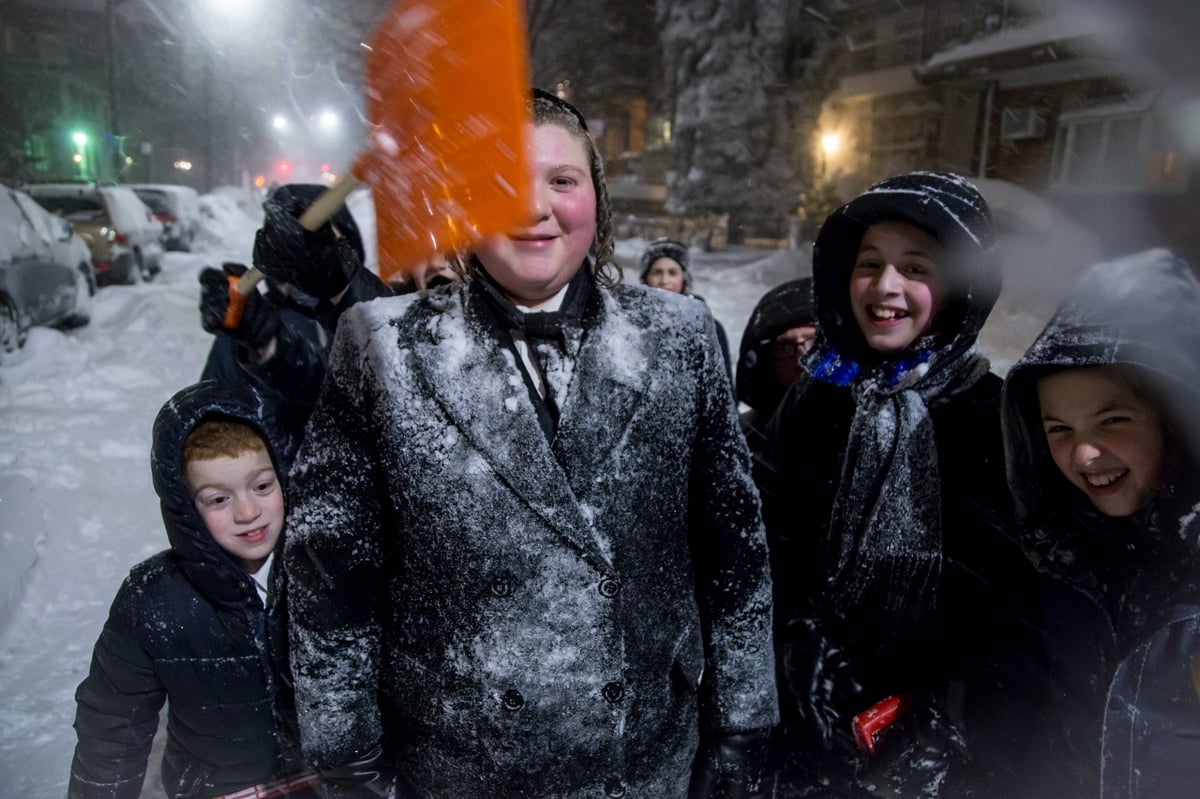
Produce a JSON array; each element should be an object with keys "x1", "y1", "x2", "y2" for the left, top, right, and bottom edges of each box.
[
  {"x1": 253, "y1": 185, "x2": 362, "y2": 300},
  {"x1": 199, "y1": 262, "x2": 278, "y2": 350},
  {"x1": 857, "y1": 688, "x2": 970, "y2": 798},
  {"x1": 782, "y1": 616, "x2": 863, "y2": 752},
  {"x1": 688, "y1": 729, "x2": 771, "y2": 799},
  {"x1": 317, "y1": 744, "x2": 398, "y2": 799}
]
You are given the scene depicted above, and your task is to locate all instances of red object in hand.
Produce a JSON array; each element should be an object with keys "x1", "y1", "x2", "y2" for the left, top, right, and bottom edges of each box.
[{"x1": 852, "y1": 694, "x2": 915, "y2": 756}]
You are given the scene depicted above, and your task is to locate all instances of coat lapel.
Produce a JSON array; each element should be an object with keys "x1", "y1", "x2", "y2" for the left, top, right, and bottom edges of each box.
[
  {"x1": 554, "y1": 289, "x2": 655, "y2": 515},
  {"x1": 411, "y1": 289, "x2": 614, "y2": 574}
]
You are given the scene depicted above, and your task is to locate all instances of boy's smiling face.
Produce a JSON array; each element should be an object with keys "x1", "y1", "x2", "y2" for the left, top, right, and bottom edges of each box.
[
  {"x1": 186, "y1": 449, "x2": 283, "y2": 572},
  {"x1": 474, "y1": 122, "x2": 596, "y2": 307},
  {"x1": 1037, "y1": 366, "x2": 1168, "y2": 517},
  {"x1": 849, "y1": 221, "x2": 947, "y2": 354}
]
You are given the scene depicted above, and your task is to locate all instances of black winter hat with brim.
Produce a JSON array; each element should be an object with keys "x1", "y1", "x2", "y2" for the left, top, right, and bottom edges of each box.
[{"x1": 812, "y1": 171, "x2": 1001, "y2": 363}]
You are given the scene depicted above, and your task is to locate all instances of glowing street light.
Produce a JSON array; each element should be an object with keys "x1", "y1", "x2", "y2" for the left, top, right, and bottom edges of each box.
[
  {"x1": 72, "y1": 131, "x2": 89, "y2": 148},
  {"x1": 317, "y1": 110, "x2": 340, "y2": 131},
  {"x1": 272, "y1": 114, "x2": 289, "y2": 131},
  {"x1": 821, "y1": 132, "x2": 841, "y2": 157}
]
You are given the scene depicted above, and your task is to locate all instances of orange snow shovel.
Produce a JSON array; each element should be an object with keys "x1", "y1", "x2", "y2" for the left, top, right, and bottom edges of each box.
[{"x1": 224, "y1": 0, "x2": 532, "y2": 329}]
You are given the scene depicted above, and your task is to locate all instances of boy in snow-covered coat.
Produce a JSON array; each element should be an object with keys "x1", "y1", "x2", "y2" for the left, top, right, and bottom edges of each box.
[
  {"x1": 1001, "y1": 249, "x2": 1200, "y2": 798},
  {"x1": 760, "y1": 172, "x2": 1057, "y2": 797},
  {"x1": 68, "y1": 381, "x2": 310, "y2": 799},
  {"x1": 274, "y1": 90, "x2": 778, "y2": 799}
]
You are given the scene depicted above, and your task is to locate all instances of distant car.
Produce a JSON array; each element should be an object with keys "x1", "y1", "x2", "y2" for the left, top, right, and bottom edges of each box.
[
  {"x1": 129, "y1": 183, "x2": 201, "y2": 252},
  {"x1": 0, "y1": 185, "x2": 93, "y2": 353},
  {"x1": 24, "y1": 183, "x2": 164, "y2": 285}
]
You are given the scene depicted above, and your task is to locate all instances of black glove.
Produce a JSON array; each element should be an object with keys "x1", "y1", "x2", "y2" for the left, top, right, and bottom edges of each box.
[
  {"x1": 199, "y1": 262, "x2": 278, "y2": 350},
  {"x1": 688, "y1": 729, "x2": 771, "y2": 799},
  {"x1": 317, "y1": 744, "x2": 399, "y2": 799},
  {"x1": 782, "y1": 616, "x2": 863, "y2": 752},
  {"x1": 253, "y1": 185, "x2": 362, "y2": 299},
  {"x1": 857, "y1": 688, "x2": 970, "y2": 798}
]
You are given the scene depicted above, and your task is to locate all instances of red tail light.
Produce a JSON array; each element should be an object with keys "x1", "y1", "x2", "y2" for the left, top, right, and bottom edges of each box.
[
  {"x1": 155, "y1": 215, "x2": 177, "y2": 224},
  {"x1": 95, "y1": 261, "x2": 110, "y2": 272},
  {"x1": 114, "y1": 233, "x2": 129, "y2": 245}
]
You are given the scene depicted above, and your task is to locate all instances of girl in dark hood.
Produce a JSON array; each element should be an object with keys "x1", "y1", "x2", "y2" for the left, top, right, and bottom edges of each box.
[
  {"x1": 762, "y1": 171, "x2": 1055, "y2": 797},
  {"x1": 640, "y1": 237, "x2": 733, "y2": 379},
  {"x1": 1001, "y1": 249, "x2": 1200, "y2": 798}
]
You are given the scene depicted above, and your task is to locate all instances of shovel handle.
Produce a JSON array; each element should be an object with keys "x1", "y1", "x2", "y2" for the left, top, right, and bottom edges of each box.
[
  {"x1": 223, "y1": 174, "x2": 363, "y2": 329},
  {"x1": 222, "y1": 269, "x2": 264, "y2": 329}
]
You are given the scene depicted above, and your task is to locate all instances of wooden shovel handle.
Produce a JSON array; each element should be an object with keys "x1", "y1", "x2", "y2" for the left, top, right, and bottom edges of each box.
[{"x1": 223, "y1": 174, "x2": 363, "y2": 329}]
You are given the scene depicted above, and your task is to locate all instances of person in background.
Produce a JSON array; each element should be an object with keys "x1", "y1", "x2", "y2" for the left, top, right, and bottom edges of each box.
[
  {"x1": 199, "y1": 262, "x2": 330, "y2": 449},
  {"x1": 386, "y1": 254, "x2": 460, "y2": 295},
  {"x1": 1001, "y1": 249, "x2": 1200, "y2": 799},
  {"x1": 264, "y1": 88, "x2": 777, "y2": 799},
  {"x1": 761, "y1": 171, "x2": 1056, "y2": 797},
  {"x1": 68, "y1": 381, "x2": 312, "y2": 799},
  {"x1": 640, "y1": 237, "x2": 733, "y2": 380},
  {"x1": 735, "y1": 277, "x2": 816, "y2": 457}
]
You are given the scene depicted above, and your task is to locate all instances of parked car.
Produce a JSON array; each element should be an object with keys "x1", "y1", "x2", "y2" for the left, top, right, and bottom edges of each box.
[
  {"x1": 23, "y1": 183, "x2": 164, "y2": 285},
  {"x1": 129, "y1": 183, "x2": 201, "y2": 251},
  {"x1": 0, "y1": 185, "x2": 92, "y2": 353},
  {"x1": 10, "y1": 189, "x2": 97, "y2": 297}
]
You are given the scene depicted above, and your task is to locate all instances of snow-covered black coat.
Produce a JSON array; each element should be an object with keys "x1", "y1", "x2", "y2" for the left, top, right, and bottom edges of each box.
[
  {"x1": 284, "y1": 276, "x2": 778, "y2": 798},
  {"x1": 69, "y1": 381, "x2": 303, "y2": 799},
  {"x1": 1001, "y1": 249, "x2": 1200, "y2": 798}
]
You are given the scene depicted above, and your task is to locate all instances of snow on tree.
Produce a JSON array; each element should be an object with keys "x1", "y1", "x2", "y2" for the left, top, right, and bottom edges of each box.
[{"x1": 656, "y1": 0, "x2": 799, "y2": 242}]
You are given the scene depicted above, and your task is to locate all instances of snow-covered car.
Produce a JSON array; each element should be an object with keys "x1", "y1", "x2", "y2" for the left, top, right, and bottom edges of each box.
[
  {"x1": 129, "y1": 183, "x2": 201, "y2": 252},
  {"x1": 24, "y1": 183, "x2": 164, "y2": 285},
  {"x1": 0, "y1": 185, "x2": 92, "y2": 353},
  {"x1": 10, "y1": 189, "x2": 97, "y2": 297}
]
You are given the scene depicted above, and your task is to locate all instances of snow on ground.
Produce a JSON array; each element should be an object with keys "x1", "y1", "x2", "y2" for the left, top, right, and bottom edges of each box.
[{"x1": 0, "y1": 181, "x2": 1098, "y2": 798}]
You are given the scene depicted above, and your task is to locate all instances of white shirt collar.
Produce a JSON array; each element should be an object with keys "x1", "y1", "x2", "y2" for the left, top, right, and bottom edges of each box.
[
  {"x1": 515, "y1": 281, "x2": 570, "y2": 314},
  {"x1": 247, "y1": 551, "x2": 274, "y2": 605}
]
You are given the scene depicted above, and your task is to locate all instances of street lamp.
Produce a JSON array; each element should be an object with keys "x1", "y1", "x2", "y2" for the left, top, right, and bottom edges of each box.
[{"x1": 72, "y1": 130, "x2": 92, "y2": 179}]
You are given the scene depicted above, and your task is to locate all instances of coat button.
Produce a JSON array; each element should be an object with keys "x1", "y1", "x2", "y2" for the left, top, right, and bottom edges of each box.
[
  {"x1": 598, "y1": 577, "x2": 621, "y2": 598},
  {"x1": 501, "y1": 688, "x2": 524, "y2": 711},
  {"x1": 604, "y1": 777, "x2": 626, "y2": 797},
  {"x1": 602, "y1": 681, "x2": 624, "y2": 704},
  {"x1": 489, "y1": 573, "x2": 514, "y2": 598}
]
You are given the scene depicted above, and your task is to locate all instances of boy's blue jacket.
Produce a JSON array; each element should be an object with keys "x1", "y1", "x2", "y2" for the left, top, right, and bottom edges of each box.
[
  {"x1": 1002, "y1": 249, "x2": 1200, "y2": 798},
  {"x1": 68, "y1": 381, "x2": 302, "y2": 799}
]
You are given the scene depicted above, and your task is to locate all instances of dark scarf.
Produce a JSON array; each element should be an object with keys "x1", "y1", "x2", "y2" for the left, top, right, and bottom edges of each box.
[{"x1": 807, "y1": 341, "x2": 992, "y2": 622}]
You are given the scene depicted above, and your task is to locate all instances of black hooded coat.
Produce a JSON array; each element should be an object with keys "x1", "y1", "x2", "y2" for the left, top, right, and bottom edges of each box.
[
  {"x1": 200, "y1": 183, "x2": 370, "y2": 445},
  {"x1": 68, "y1": 381, "x2": 303, "y2": 799},
  {"x1": 735, "y1": 277, "x2": 815, "y2": 457},
  {"x1": 1001, "y1": 249, "x2": 1200, "y2": 799},
  {"x1": 761, "y1": 172, "x2": 1057, "y2": 796}
]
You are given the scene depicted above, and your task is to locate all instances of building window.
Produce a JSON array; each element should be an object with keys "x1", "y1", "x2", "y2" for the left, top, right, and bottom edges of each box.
[{"x1": 1051, "y1": 106, "x2": 1186, "y2": 193}]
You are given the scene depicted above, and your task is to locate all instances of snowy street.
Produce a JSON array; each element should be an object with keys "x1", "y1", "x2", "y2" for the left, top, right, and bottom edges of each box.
[
  {"x1": 0, "y1": 195, "x2": 807, "y2": 798},
  {"x1": 0, "y1": 184, "x2": 1095, "y2": 798}
]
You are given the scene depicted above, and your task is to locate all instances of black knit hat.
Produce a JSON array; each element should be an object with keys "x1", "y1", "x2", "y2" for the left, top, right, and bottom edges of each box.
[
  {"x1": 812, "y1": 171, "x2": 1000, "y2": 362},
  {"x1": 736, "y1": 277, "x2": 816, "y2": 413},
  {"x1": 639, "y1": 238, "x2": 692, "y2": 293}
]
